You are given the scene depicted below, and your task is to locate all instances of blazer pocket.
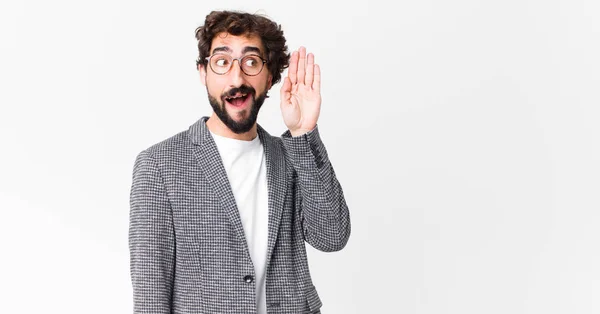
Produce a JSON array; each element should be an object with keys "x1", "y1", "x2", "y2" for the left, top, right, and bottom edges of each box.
[{"x1": 306, "y1": 285, "x2": 323, "y2": 312}]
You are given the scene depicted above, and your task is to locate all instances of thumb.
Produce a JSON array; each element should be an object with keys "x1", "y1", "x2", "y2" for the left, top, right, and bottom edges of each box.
[{"x1": 280, "y1": 76, "x2": 291, "y2": 108}]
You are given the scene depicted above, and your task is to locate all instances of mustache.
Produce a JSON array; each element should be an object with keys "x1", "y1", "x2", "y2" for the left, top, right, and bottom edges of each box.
[{"x1": 222, "y1": 85, "x2": 256, "y2": 98}]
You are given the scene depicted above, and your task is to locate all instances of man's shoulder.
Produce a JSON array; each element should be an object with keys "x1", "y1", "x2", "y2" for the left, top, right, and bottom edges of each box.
[{"x1": 135, "y1": 126, "x2": 195, "y2": 163}]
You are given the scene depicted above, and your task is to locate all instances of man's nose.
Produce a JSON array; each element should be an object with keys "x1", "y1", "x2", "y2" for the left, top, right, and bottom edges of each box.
[{"x1": 228, "y1": 59, "x2": 245, "y2": 86}]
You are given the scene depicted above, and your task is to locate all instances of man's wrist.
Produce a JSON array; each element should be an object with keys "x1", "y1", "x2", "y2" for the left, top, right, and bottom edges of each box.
[{"x1": 289, "y1": 127, "x2": 315, "y2": 137}]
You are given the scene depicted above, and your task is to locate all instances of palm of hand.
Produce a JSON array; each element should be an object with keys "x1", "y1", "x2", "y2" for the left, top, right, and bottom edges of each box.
[{"x1": 280, "y1": 47, "x2": 321, "y2": 136}]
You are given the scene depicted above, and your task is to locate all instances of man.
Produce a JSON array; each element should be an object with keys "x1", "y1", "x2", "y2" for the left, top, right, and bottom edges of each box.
[{"x1": 129, "y1": 10, "x2": 350, "y2": 314}]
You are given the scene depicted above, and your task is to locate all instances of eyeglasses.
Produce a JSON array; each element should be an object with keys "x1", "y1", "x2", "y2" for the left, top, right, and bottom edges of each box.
[{"x1": 205, "y1": 53, "x2": 267, "y2": 76}]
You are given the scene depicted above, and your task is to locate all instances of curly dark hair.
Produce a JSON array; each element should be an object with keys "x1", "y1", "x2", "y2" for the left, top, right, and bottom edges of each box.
[{"x1": 195, "y1": 10, "x2": 290, "y2": 85}]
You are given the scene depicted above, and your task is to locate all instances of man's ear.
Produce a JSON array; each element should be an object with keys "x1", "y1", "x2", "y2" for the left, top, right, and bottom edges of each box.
[
  {"x1": 267, "y1": 74, "x2": 273, "y2": 90},
  {"x1": 198, "y1": 64, "x2": 207, "y2": 86}
]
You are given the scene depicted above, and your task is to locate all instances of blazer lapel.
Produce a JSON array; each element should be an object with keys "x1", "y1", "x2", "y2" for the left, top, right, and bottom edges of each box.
[
  {"x1": 257, "y1": 124, "x2": 287, "y2": 270},
  {"x1": 188, "y1": 117, "x2": 287, "y2": 271},
  {"x1": 189, "y1": 117, "x2": 249, "y2": 254}
]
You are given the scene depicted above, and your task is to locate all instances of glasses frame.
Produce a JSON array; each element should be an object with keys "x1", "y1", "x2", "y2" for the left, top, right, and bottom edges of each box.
[{"x1": 205, "y1": 53, "x2": 268, "y2": 76}]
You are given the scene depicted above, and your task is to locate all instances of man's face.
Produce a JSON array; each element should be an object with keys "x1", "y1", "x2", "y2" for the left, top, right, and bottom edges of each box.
[{"x1": 199, "y1": 32, "x2": 272, "y2": 134}]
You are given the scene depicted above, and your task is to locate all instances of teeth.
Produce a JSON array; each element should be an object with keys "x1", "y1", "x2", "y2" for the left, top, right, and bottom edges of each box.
[{"x1": 226, "y1": 93, "x2": 247, "y2": 100}]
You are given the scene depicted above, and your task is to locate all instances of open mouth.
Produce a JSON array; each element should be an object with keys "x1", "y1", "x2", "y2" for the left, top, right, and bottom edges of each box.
[{"x1": 224, "y1": 93, "x2": 251, "y2": 108}]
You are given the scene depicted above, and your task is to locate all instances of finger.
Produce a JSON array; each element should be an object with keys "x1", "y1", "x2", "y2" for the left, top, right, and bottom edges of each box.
[
  {"x1": 288, "y1": 51, "x2": 298, "y2": 85},
  {"x1": 280, "y1": 76, "x2": 291, "y2": 106},
  {"x1": 313, "y1": 64, "x2": 321, "y2": 93},
  {"x1": 305, "y1": 53, "x2": 314, "y2": 88},
  {"x1": 297, "y1": 46, "x2": 306, "y2": 86}
]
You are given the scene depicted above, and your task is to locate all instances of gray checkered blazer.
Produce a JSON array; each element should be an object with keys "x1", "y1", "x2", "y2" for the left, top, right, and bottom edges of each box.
[{"x1": 129, "y1": 117, "x2": 351, "y2": 314}]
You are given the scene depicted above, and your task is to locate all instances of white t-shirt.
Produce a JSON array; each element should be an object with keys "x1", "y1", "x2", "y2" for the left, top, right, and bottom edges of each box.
[{"x1": 210, "y1": 131, "x2": 269, "y2": 314}]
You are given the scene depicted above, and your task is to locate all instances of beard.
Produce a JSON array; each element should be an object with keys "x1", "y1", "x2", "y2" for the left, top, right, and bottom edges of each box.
[{"x1": 207, "y1": 84, "x2": 267, "y2": 134}]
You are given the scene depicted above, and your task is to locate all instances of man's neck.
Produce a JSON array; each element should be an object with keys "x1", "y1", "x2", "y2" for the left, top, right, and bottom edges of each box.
[{"x1": 206, "y1": 112, "x2": 258, "y2": 141}]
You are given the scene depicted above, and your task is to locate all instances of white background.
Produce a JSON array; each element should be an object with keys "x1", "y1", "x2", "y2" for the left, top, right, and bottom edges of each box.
[{"x1": 1, "y1": 0, "x2": 599, "y2": 313}]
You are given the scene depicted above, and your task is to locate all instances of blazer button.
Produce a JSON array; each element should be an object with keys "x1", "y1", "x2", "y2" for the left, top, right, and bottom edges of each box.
[{"x1": 243, "y1": 275, "x2": 254, "y2": 283}]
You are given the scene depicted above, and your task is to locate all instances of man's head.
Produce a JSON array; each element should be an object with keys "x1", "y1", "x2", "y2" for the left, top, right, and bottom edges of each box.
[{"x1": 195, "y1": 11, "x2": 289, "y2": 134}]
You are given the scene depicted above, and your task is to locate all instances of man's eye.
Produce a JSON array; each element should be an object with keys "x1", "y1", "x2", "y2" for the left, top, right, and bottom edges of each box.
[
  {"x1": 244, "y1": 57, "x2": 260, "y2": 68},
  {"x1": 214, "y1": 58, "x2": 230, "y2": 67}
]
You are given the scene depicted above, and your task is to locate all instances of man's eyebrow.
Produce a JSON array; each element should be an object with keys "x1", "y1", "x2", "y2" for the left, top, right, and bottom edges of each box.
[
  {"x1": 211, "y1": 46, "x2": 232, "y2": 54},
  {"x1": 242, "y1": 46, "x2": 262, "y2": 55}
]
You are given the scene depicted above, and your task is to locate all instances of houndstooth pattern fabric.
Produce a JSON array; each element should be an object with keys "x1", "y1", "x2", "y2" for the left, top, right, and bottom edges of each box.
[{"x1": 129, "y1": 116, "x2": 351, "y2": 314}]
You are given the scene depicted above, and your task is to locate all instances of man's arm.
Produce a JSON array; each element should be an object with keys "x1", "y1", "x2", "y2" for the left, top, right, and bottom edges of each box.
[
  {"x1": 279, "y1": 46, "x2": 351, "y2": 252},
  {"x1": 129, "y1": 149, "x2": 175, "y2": 313},
  {"x1": 282, "y1": 126, "x2": 351, "y2": 252}
]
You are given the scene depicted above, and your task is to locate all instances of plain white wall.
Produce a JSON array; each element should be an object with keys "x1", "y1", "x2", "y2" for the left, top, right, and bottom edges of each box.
[{"x1": 1, "y1": 0, "x2": 598, "y2": 313}]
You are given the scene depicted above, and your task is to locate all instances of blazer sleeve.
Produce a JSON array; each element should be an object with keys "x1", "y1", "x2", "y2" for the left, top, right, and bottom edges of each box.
[
  {"x1": 281, "y1": 126, "x2": 351, "y2": 252},
  {"x1": 129, "y1": 149, "x2": 176, "y2": 313}
]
